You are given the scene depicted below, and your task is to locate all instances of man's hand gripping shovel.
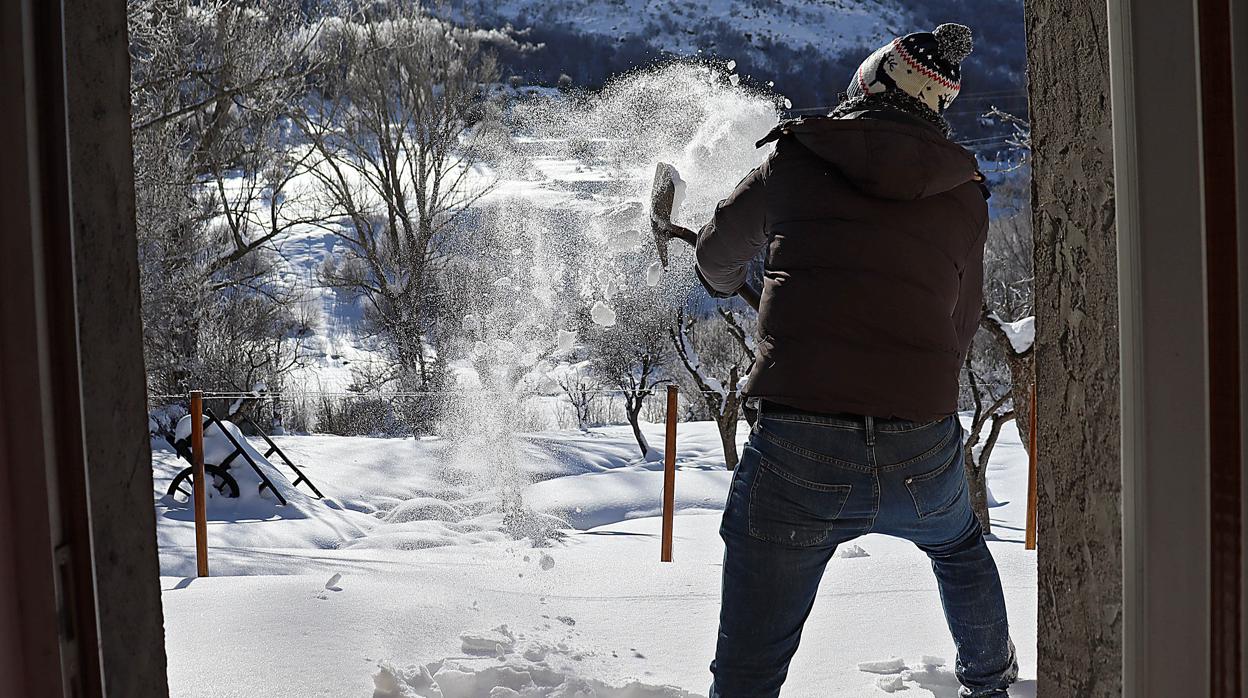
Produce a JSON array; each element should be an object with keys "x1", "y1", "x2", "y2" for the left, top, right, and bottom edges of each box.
[{"x1": 648, "y1": 162, "x2": 761, "y2": 311}]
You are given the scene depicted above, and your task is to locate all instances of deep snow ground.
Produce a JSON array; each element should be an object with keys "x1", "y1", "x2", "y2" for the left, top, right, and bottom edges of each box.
[{"x1": 155, "y1": 419, "x2": 1036, "y2": 697}]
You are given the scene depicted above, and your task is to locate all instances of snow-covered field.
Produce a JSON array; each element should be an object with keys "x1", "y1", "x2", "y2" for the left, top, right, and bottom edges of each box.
[{"x1": 155, "y1": 417, "x2": 1036, "y2": 697}]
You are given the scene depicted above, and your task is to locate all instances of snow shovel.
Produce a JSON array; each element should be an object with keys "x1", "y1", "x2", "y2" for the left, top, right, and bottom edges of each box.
[{"x1": 649, "y1": 162, "x2": 761, "y2": 311}]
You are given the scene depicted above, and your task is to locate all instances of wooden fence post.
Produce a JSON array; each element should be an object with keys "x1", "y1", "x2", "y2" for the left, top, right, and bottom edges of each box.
[
  {"x1": 190, "y1": 390, "x2": 209, "y2": 577},
  {"x1": 661, "y1": 385, "x2": 677, "y2": 562},
  {"x1": 1025, "y1": 382, "x2": 1038, "y2": 551}
]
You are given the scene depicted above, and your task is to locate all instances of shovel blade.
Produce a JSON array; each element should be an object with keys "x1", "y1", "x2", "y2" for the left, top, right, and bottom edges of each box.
[{"x1": 649, "y1": 162, "x2": 681, "y2": 268}]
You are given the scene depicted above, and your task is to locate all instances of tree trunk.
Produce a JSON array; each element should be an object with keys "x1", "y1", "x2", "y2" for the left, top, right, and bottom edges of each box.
[
  {"x1": 970, "y1": 411, "x2": 1016, "y2": 536},
  {"x1": 962, "y1": 417, "x2": 993, "y2": 535},
  {"x1": 1007, "y1": 353, "x2": 1034, "y2": 458},
  {"x1": 718, "y1": 410, "x2": 740, "y2": 470},
  {"x1": 1027, "y1": 1, "x2": 1122, "y2": 694},
  {"x1": 964, "y1": 445, "x2": 992, "y2": 534},
  {"x1": 980, "y1": 309, "x2": 1035, "y2": 457},
  {"x1": 717, "y1": 375, "x2": 742, "y2": 470},
  {"x1": 627, "y1": 405, "x2": 650, "y2": 457}
]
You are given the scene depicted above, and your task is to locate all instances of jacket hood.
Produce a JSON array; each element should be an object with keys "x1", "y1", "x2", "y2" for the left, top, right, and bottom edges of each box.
[{"x1": 756, "y1": 113, "x2": 981, "y2": 201}]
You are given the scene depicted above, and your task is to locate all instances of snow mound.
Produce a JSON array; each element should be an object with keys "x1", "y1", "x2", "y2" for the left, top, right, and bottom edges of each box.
[
  {"x1": 857, "y1": 657, "x2": 906, "y2": 674},
  {"x1": 373, "y1": 658, "x2": 699, "y2": 698},
  {"x1": 523, "y1": 469, "x2": 732, "y2": 530},
  {"x1": 170, "y1": 414, "x2": 304, "y2": 505},
  {"x1": 461, "y1": 626, "x2": 516, "y2": 656},
  {"x1": 875, "y1": 674, "x2": 905, "y2": 692},
  {"x1": 991, "y1": 314, "x2": 1035, "y2": 354},
  {"x1": 341, "y1": 521, "x2": 509, "y2": 551},
  {"x1": 385, "y1": 497, "x2": 468, "y2": 524},
  {"x1": 174, "y1": 414, "x2": 251, "y2": 467},
  {"x1": 838, "y1": 544, "x2": 870, "y2": 559},
  {"x1": 857, "y1": 656, "x2": 969, "y2": 696}
]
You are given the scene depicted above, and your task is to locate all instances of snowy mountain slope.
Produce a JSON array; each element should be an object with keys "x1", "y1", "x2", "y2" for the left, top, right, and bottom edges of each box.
[
  {"x1": 453, "y1": 0, "x2": 1028, "y2": 126},
  {"x1": 453, "y1": 0, "x2": 906, "y2": 110},
  {"x1": 457, "y1": 0, "x2": 906, "y2": 59}
]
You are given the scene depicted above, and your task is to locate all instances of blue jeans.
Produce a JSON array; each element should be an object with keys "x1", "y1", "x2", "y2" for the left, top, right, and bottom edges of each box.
[{"x1": 710, "y1": 407, "x2": 1017, "y2": 697}]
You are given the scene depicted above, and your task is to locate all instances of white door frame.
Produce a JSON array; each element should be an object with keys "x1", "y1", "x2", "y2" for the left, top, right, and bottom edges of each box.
[{"x1": 1112, "y1": 0, "x2": 1246, "y2": 694}]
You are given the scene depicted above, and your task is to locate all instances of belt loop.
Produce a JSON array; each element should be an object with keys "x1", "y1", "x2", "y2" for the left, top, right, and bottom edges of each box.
[{"x1": 865, "y1": 415, "x2": 876, "y2": 446}]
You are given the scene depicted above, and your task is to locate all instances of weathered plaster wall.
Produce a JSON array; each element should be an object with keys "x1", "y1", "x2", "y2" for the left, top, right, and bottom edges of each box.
[{"x1": 1025, "y1": 1, "x2": 1122, "y2": 695}]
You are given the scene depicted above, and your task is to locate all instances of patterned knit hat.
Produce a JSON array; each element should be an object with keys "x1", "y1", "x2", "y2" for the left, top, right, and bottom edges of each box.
[{"x1": 846, "y1": 24, "x2": 974, "y2": 115}]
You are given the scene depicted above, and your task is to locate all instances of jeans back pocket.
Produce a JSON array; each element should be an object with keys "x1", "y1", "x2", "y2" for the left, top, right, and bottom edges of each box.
[
  {"x1": 902, "y1": 448, "x2": 965, "y2": 519},
  {"x1": 748, "y1": 455, "x2": 851, "y2": 547}
]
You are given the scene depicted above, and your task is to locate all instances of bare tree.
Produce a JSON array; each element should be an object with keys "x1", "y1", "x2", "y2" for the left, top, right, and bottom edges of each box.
[
  {"x1": 974, "y1": 113, "x2": 1036, "y2": 454},
  {"x1": 979, "y1": 306, "x2": 1035, "y2": 456},
  {"x1": 131, "y1": 0, "x2": 328, "y2": 269},
  {"x1": 295, "y1": 5, "x2": 504, "y2": 392},
  {"x1": 982, "y1": 106, "x2": 1031, "y2": 173},
  {"x1": 961, "y1": 204, "x2": 1035, "y2": 533},
  {"x1": 556, "y1": 368, "x2": 600, "y2": 431},
  {"x1": 129, "y1": 0, "x2": 326, "y2": 397},
  {"x1": 588, "y1": 290, "x2": 672, "y2": 456},
  {"x1": 961, "y1": 354, "x2": 1015, "y2": 535},
  {"x1": 977, "y1": 194, "x2": 1035, "y2": 454},
  {"x1": 670, "y1": 307, "x2": 754, "y2": 469}
]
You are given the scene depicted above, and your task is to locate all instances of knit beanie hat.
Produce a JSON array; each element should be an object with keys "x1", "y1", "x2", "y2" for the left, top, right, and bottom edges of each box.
[{"x1": 845, "y1": 24, "x2": 974, "y2": 115}]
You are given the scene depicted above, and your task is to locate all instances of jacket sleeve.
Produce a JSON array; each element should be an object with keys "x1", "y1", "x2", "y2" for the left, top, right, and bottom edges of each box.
[
  {"x1": 953, "y1": 219, "x2": 988, "y2": 360},
  {"x1": 694, "y1": 161, "x2": 769, "y2": 298}
]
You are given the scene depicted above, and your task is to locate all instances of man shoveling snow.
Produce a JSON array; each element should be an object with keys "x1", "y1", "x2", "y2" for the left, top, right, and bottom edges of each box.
[{"x1": 682, "y1": 23, "x2": 1020, "y2": 698}]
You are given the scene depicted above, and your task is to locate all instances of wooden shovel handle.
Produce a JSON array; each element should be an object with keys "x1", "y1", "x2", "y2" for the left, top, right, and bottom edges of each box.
[{"x1": 667, "y1": 223, "x2": 698, "y2": 246}]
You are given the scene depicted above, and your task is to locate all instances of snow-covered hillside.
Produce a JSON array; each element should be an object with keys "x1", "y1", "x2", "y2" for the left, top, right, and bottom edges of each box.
[
  {"x1": 450, "y1": 0, "x2": 1028, "y2": 116},
  {"x1": 456, "y1": 0, "x2": 906, "y2": 61}
]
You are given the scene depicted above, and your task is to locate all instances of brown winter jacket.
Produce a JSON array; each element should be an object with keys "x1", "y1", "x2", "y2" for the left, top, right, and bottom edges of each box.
[{"x1": 695, "y1": 110, "x2": 988, "y2": 422}]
